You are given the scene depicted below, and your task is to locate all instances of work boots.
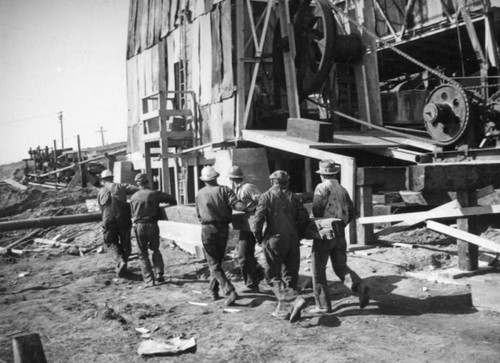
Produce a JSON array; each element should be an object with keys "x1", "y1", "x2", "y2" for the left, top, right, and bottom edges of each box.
[
  {"x1": 225, "y1": 290, "x2": 238, "y2": 306},
  {"x1": 289, "y1": 296, "x2": 307, "y2": 323},
  {"x1": 116, "y1": 261, "x2": 127, "y2": 278}
]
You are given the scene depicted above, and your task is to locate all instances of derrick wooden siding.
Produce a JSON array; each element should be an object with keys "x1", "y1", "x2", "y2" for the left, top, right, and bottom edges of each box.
[{"x1": 126, "y1": 0, "x2": 234, "y2": 155}]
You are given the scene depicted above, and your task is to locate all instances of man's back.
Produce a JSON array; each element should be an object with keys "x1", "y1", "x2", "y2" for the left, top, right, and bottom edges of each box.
[
  {"x1": 195, "y1": 184, "x2": 235, "y2": 224},
  {"x1": 313, "y1": 179, "x2": 354, "y2": 225},
  {"x1": 254, "y1": 186, "x2": 304, "y2": 240},
  {"x1": 98, "y1": 183, "x2": 137, "y2": 222},
  {"x1": 130, "y1": 188, "x2": 176, "y2": 223}
]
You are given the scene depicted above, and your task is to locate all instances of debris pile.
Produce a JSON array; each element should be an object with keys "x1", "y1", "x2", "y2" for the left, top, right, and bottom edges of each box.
[{"x1": 0, "y1": 182, "x2": 102, "y2": 259}]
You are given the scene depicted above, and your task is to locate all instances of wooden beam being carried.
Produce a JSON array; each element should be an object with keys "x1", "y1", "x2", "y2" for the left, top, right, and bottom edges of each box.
[{"x1": 426, "y1": 220, "x2": 500, "y2": 254}]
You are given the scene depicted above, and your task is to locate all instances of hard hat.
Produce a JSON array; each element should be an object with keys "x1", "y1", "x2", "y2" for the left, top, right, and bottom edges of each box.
[
  {"x1": 200, "y1": 166, "x2": 220, "y2": 181},
  {"x1": 134, "y1": 173, "x2": 149, "y2": 184},
  {"x1": 269, "y1": 170, "x2": 289, "y2": 182},
  {"x1": 227, "y1": 165, "x2": 244, "y2": 179},
  {"x1": 316, "y1": 160, "x2": 340, "y2": 175},
  {"x1": 100, "y1": 170, "x2": 113, "y2": 179}
]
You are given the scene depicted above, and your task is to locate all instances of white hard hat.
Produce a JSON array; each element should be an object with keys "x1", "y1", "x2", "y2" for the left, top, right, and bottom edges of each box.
[
  {"x1": 200, "y1": 166, "x2": 219, "y2": 181},
  {"x1": 100, "y1": 170, "x2": 113, "y2": 179}
]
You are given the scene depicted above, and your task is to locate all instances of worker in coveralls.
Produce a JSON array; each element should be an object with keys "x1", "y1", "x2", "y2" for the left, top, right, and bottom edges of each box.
[
  {"x1": 195, "y1": 166, "x2": 246, "y2": 306},
  {"x1": 130, "y1": 173, "x2": 177, "y2": 287},
  {"x1": 253, "y1": 170, "x2": 310, "y2": 321},
  {"x1": 97, "y1": 170, "x2": 138, "y2": 277},
  {"x1": 310, "y1": 160, "x2": 370, "y2": 313},
  {"x1": 227, "y1": 165, "x2": 264, "y2": 293}
]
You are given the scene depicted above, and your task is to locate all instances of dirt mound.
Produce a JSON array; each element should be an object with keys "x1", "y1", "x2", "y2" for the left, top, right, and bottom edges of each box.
[
  {"x1": 0, "y1": 184, "x2": 98, "y2": 219},
  {"x1": 382, "y1": 227, "x2": 453, "y2": 245}
]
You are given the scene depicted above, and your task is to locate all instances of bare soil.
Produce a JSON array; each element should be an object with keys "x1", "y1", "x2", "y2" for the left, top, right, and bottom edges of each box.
[{"x1": 1, "y1": 183, "x2": 500, "y2": 362}]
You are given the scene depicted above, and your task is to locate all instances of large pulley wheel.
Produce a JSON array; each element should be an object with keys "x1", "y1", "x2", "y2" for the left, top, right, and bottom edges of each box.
[
  {"x1": 422, "y1": 84, "x2": 471, "y2": 146},
  {"x1": 294, "y1": 0, "x2": 336, "y2": 98},
  {"x1": 273, "y1": 0, "x2": 336, "y2": 99}
]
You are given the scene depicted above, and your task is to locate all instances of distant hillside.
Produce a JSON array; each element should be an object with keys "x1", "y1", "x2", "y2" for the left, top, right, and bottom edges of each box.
[
  {"x1": 0, "y1": 141, "x2": 128, "y2": 181},
  {"x1": 0, "y1": 160, "x2": 26, "y2": 181}
]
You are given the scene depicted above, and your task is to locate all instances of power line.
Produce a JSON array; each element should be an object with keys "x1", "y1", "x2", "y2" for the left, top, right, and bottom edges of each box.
[{"x1": 0, "y1": 112, "x2": 61, "y2": 125}]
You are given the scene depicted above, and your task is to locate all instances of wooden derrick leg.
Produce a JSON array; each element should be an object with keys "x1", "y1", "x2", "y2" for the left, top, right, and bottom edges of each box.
[
  {"x1": 13, "y1": 333, "x2": 48, "y2": 363},
  {"x1": 457, "y1": 190, "x2": 479, "y2": 271},
  {"x1": 356, "y1": 185, "x2": 374, "y2": 245}
]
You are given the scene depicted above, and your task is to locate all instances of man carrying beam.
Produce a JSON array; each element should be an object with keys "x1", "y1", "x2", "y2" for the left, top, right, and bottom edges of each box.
[{"x1": 311, "y1": 160, "x2": 370, "y2": 313}]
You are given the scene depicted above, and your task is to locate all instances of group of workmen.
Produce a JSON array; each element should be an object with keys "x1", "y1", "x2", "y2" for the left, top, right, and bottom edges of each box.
[{"x1": 96, "y1": 159, "x2": 369, "y2": 323}]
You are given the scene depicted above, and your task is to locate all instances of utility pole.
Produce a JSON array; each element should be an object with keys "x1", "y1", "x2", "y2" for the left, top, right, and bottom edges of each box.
[
  {"x1": 58, "y1": 111, "x2": 64, "y2": 148},
  {"x1": 96, "y1": 126, "x2": 108, "y2": 146}
]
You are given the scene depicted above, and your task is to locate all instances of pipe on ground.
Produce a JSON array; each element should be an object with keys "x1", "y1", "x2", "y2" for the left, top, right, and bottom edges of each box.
[{"x1": 0, "y1": 212, "x2": 102, "y2": 232}]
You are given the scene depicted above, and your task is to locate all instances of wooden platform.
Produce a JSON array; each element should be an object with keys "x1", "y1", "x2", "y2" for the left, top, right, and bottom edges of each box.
[{"x1": 242, "y1": 129, "x2": 408, "y2": 151}]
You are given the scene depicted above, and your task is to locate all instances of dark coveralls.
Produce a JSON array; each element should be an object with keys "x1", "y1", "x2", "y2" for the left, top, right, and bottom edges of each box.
[
  {"x1": 253, "y1": 185, "x2": 309, "y2": 291},
  {"x1": 130, "y1": 188, "x2": 177, "y2": 284},
  {"x1": 311, "y1": 178, "x2": 361, "y2": 310},
  {"x1": 97, "y1": 183, "x2": 138, "y2": 271},
  {"x1": 195, "y1": 184, "x2": 240, "y2": 297},
  {"x1": 234, "y1": 182, "x2": 263, "y2": 288}
]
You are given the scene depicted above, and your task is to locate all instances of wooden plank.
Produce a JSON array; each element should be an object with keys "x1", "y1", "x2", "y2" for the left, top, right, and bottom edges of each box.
[
  {"x1": 33, "y1": 238, "x2": 71, "y2": 248},
  {"x1": 160, "y1": 0, "x2": 170, "y2": 38},
  {"x1": 126, "y1": 0, "x2": 139, "y2": 59},
  {"x1": 287, "y1": 118, "x2": 333, "y2": 142},
  {"x1": 234, "y1": 0, "x2": 245, "y2": 134},
  {"x1": 456, "y1": 190, "x2": 479, "y2": 271},
  {"x1": 199, "y1": 13, "x2": 212, "y2": 106},
  {"x1": 356, "y1": 185, "x2": 374, "y2": 245},
  {"x1": 140, "y1": 0, "x2": 150, "y2": 52},
  {"x1": 410, "y1": 163, "x2": 500, "y2": 191},
  {"x1": 150, "y1": 44, "x2": 160, "y2": 96},
  {"x1": 191, "y1": 17, "x2": 201, "y2": 106},
  {"x1": 359, "y1": 203, "x2": 500, "y2": 225},
  {"x1": 220, "y1": 0, "x2": 234, "y2": 100},
  {"x1": 353, "y1": 0, "x2": 382, "y2": 126},
  {"x1": 4, "y1": 179, "x2": 27, "y2": 191},
  {"x1": 133, "y1": 0, "x2": 144, "y2": 55},
  {"x1": 153, "y1": 0, "x2": 163, "y2": 43},
  {"x1": 13, "y1": 333, "x2": 48, "y2": 363},
  {"x1": 211, "y1": 6, "x2": 222, "y2": 103},
  {"x1": 1, "y1": 230, "x2": 44, "y2": 254},
  {"x1": 427, "y1": 220, "x2": 500, "y2": 254},
  {"x1": 147, "y1": 0, "x2": 156, "y2": 48},
  {"x1": 375, "y1": 199, "x2": 460, "y2": 237}
]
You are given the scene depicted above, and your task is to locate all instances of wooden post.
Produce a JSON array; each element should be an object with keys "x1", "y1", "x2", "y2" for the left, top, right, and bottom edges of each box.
[
  {"x1": 277, "y1": 0, "x2": 301, "y2": 118},
  {"x1": 305, "y1": 158, "x2": 312, "y2": 192},
  {"x1": 77, "y1": 135, "x2": 87, "y2": 188},
  {"x1": 12, "y1": 333, "x2": 48, "y2": 363},
  {"x1": 352, "y1": 0, "x2": 382, "y2": 126},
  {"x1": 235, "y1": 0, "x2": 245, "y2": 135},
  {"x1": 456, "y1": 190, "x2": 479, "y2": 271},
  {"x1": 356, "y1": 185, "x2": 374, "y2": 245},
  {"x1": 144, "y1": 144, "x2": 153, "y2": 189},
  {"x1": 52, "y1": 140, "x2": 57, "y2": 168}
]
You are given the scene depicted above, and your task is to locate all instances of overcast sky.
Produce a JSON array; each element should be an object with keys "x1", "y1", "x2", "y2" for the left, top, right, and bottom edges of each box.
[{"x1": 0, "y1": 0, "x2": 129, "y2": 165}]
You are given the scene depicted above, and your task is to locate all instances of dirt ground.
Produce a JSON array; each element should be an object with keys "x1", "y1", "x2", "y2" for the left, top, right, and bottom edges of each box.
[{"x1": 1, "y1": 184, "x2": 500, "y2": 362}]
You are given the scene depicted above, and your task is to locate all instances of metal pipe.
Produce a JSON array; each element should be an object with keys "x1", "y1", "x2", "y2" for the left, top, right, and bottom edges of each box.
[{"x1": 0, "y1": 212, "x2": 102, "y2": 232}]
